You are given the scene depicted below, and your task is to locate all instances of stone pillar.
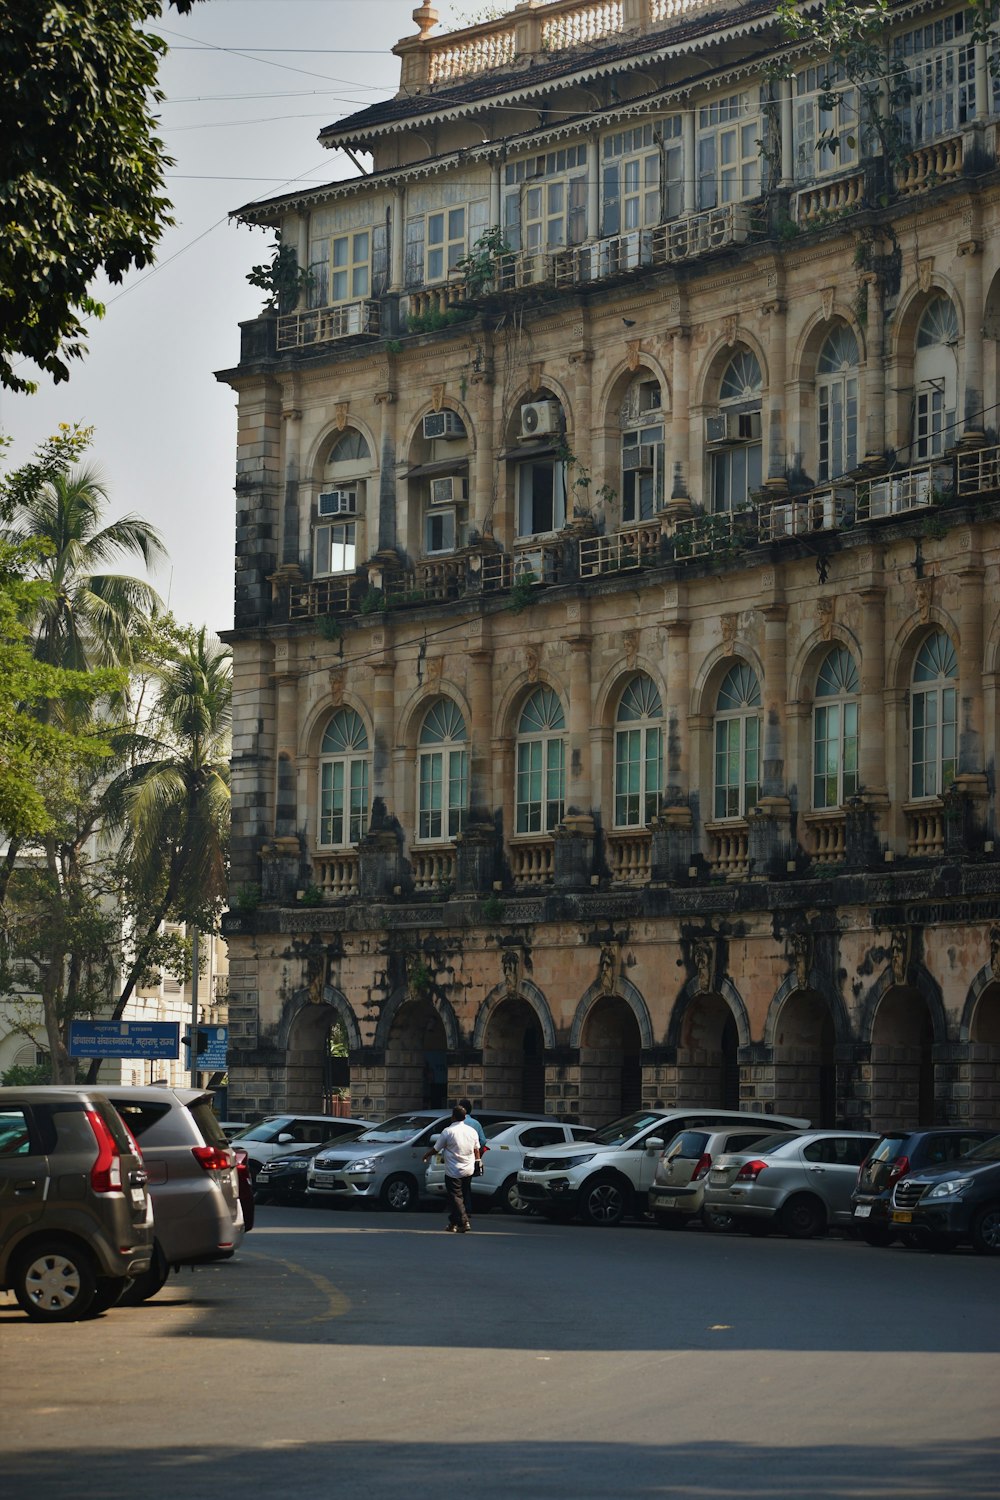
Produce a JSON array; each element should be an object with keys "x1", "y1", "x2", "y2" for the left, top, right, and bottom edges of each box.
[
  {"x1": 667, "y1": 327, "x2": 691, "y2": 509},
  {"x1": 761, "y1": 599, "x2": 788, "y2": 798},
  {"x1": 490, "y1": 163, "x2": 501, "y2": 230},
  {"x1": 568, "y1": 349, "x2": 594, "y2": 492},
  {"x1": 780, "y1": 77, "x2": 794, "y2": 186},
  {"x1": 371, "y1": 657, "x2": 396, "y2": 807},
  {"x1": 274, "y1": 671, "x2": 300, "y2": 840},
  {"x1": 957, "y1": 557, "x2": 988, "y2": 813},
  {"x1": 959, "y1": 236, "x2": 986, "y2": 438},
  {"x1": 858, "y1": 579, "x2": 889, "y2": 806},
  {"x1": 469, "y1": 369, "x2": 495, "y2": 537},
  {"x1": 586, "y1": 147, "x2": 600, "y2": 240},
  {"x1": 662, "y1": 617, "x2": 690, "y2": 799},
  {"x1": 682, "y1": 111, "x2": 696, "y2": 215},
  {"x1": 292, "y1": 214, "x2": 309, "y2": 307},
  {"x1": 390, "y1": 189, "x2": 405, "y2": 292},
  {"x1": 862, "y1": 273, "x2": 885, "y2": 465},
  {"x1": 566, "y1": 633, "x2": 594, "y2": 821},
  {"x1": 467, "y1": 647, "x2": 493, "y2": 818},
  {"x1": 975, "y1": 40, "x2": 990, "y2": 121},
  {"x1": 281, "y1": 404, "x2": 303, "y2": 566},
  {"x1": 763, "y1": 296, "x2": 787, "y2": 488},
  {"x1": 373, "y1": 390, "x2": 397, "y2": 554}
]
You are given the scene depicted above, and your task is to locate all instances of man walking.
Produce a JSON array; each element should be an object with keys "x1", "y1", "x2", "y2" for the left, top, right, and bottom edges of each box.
[{"x1": 425, "y1": 1105, "x2": 481, "y2": 1233}]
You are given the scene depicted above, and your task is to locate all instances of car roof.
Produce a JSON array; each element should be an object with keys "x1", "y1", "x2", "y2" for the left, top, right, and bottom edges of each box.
[{"x1": 98, "y1": 1084, "x2": 211, "y2": 1106}]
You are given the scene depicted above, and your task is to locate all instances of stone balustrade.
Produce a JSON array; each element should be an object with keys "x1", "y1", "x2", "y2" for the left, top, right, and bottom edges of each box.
[
  {"x1": 411, "y1": 846, "x2": 457, "y2": 891},
  {"x1": 905, "y1": 802, "x2": 945, "y2": 857},
  {"x1": 802, "y1": 810, "x2": 847, "y2": 865},
  {"x1": 428, "y1": 25, "x2": 516, "y2": 84},
  {"x1": 312, "y1": 852, "x2": 360, "y2": 897},
  {"x1": 897, "y1": 135, "x2": 963, "y2": 196},
  {"x1": 607, "y1": 830, "x2": 652, "y2": 885},
  {"x1": 510, "y1": 838, "x2": 555, "y2": 886},
  {"x1": 704, "y1": 821, "x2": 749, "y2": 876},
  {"x1": 794, "y1": 170, "x2": 866, "y2": 226}
]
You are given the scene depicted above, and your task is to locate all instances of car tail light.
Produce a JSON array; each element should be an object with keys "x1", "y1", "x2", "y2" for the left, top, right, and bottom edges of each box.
[
  {"x1": 735, "y1": 1159, "x2": 768, "y2": 1183},
  {"x1": 86, "y1": 1108, "x2": 124, "y2": 1194},
  {"x1": 691, "y1": 1153, "x2": 713, "y2": 1181},
  {"x1": 887, "y1": 1154, "x2": 910, "y2": 1182},
  {"x1": 192, "y1": 1145, "x2": 233, "y2": 1172}
]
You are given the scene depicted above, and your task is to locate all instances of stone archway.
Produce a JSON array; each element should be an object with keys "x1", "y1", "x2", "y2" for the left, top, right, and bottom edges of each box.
[
  {"x1": 285, "y1": 997, "x2": 357, "y2": 1114},
  {"x1": 383, "y1": 998, "x2": 450, "y2": 1115},
  {"x1": 870, "y1": 986, "x2": 936, "y2": 1129},
  {"x1": 771, "y1": 989, "x2": 837, "y2": 1126},
  {"x1": 966, "y1": 981, "x2": 1000, "y2": 1127},
  {"x1": 674, "y1": 992, "x2": 741, "y2": 1110},
  {"x1": 577, "y1": 994, "x2": 643, "y2": 1125},
  {"x1": 480, "y1": 996, "x2": 546, "y2": 1114}
]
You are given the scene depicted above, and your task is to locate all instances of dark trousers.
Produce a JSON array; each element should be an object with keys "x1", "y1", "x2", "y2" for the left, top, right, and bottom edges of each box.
[{"x1": 445, "y1": 1173, "x2": 472, "y2": 1227}]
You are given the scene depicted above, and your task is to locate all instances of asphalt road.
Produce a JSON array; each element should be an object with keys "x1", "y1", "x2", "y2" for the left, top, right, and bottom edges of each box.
[{"x1": 2, "y1": 1204, "x2": 998, "y2": 1500}]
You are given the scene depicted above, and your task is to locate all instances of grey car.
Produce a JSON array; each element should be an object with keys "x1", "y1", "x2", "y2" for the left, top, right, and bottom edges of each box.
[
  {"x1": 703, "y1": 1129, "x2": 878, "y2": 1239},
  {"x1": 0, "y1": 1085, "x2": 152, "y2": 1321},
  {"x1": 648, "y1": 1122, "x2": 803, "y2": 1228},
  {"x1": 101, "y1": 1085, "x2": 246, "y2": 1302},
  {"x1": 230, "y1": 1113, "x2": 376, "y2": 1180}
]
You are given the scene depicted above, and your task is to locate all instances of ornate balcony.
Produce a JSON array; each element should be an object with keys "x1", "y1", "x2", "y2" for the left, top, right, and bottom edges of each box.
[
  {"x1": 288, "y1": 575, "x2": 362, "y2": 620},
  {"x1": 957, "y1": 442, "x2": 1000, "y2": 497},
  {"x1": 276, "y1": 300, "x2": 379, "y2": 351},
  {"x1": 905, "y1": 801, "x2": 945, "y2": 857},
  {"x1": 802, "y1": 810, "x2": 847, "y2": 865},
  {"x1": 312, "y1": 852, "x2": 360, "y2": 898},
  {"x1": 479, "y1": 539, "x2": 563, "y2": 592},
  {"x1": 855, "y1": 461, "x2": 952, "y2": 522},
  {"x1": 704, "y1": 821, "x2": 749, "y2": 877},
  {"x1": 578, "y1": 521, "x2": 662, "y2": 577},
  {"x1": 672, "y1": 508, "x2": 755, "y2": 561},
  {"x1": 607, "y1": 830, "x2": 652, "y2": 885},
  {"x1": 411, "y1": 846, "x2": 456, "y2": 892},
  {"x1": 897, "y1": 135, "x2": 963, "y2": 196},
  {"x1": 794, "y1": 170, "x2": 865, "y2": 226},
  {"x1": 510, "y1": 838, "x2": 555, "y2": 886},
  {"x1": 758, "y1": 486, "x2": 853, "y2": 543}
]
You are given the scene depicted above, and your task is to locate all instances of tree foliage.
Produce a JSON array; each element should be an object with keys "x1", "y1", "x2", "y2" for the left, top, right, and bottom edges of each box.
[{"x1": 0, "y1": 0, "x2": 205, "y2": 393}]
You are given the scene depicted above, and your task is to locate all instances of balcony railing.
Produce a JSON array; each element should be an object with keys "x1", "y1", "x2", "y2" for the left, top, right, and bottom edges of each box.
[
  {"x1": 607, "y1": 830, "x2": 652, "y2": 885},
  {"x1": 277, "y1": 300, "x2": 380, "y2": 351},
  {"x1": 704, "y1": 821, "x2": 749, "y2": 877},
  {"x1": 802, "y1": 810, "x2": 847, "y2": 865},
  {"x1": 855, "y1": 461, "x2": 952, "y2": 522},
  {"x1": 905, "y1": 800, "x2": 945, "y2": 857},
  {"x1": 897, "y1": 135, "x2": 963, "y2": 196},
  {"x1": 406, "y1": 282, "x2": 469, "y2": 321},
  {"x1": 411, "y1": 846, "x2": 456, "y2": 892},
  {"x1": 549, "y1": 206, "x2": 760, "y2": 293},
  {"x1": 289, "y1": 575, "x2": 363, "y2": 620},
  {"x1": 479, "y1": 539, "x2": 563, "y2": 592},
  {"x1": 313, "y1": 852, "x2": 360, "y2": 897},
  {"x1": 957, "y1": 442, "x2": 1000, "y2": 497},
  {"x1": 510, "y1": 838, "x2": 555, "y2": 886},
  {"x1": 672, "y1": 508, "x2": 754, "y2": 561},
  {"x1": 578, "y1": 520, "x2": 663, "y2": 577},
  {"x1": 794, "y1": 170, "x2": 866, "y2": 226},
  {"x1": 758, "y1": 486, "x2": 853, "y2": 543}
]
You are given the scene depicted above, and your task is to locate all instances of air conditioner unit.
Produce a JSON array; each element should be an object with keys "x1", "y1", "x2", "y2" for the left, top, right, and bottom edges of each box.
[
  {"x1": 706, "y1": 411, "x2": 761, "y2": 445},
  {"x1": 705, "y1": 414, "x2": 729, "y2": 445},
  {"x1": 868, "y1": 480, "x2": 898, "y2": 518},
  {"x1": 422, "y1": 410, "x2": 465, "y2": 441},
  {"x1": 430, "y1": 475, "x2": 466, "y2": 505},
  {"x1": 515, "y1": 253, "x2": 550, "y2": 288},
  {"x1": 340, "y1": 303, "x2": 362, "y2": 336},
  {"x1": 737, "y1": 410, "x2": 762, "y2": 441},
  {"x1": 623, "y1": 444, "x2": 656, "y2": 473},
  {"x1": 318, "y1": 489, "x2": 357, "y2": 517},
  {"x1": 769, "y1": 503, "x2": 795, "y2": 540},
  {"x1": 520, "y1": 400, "x2": 561, "y2": 438}
]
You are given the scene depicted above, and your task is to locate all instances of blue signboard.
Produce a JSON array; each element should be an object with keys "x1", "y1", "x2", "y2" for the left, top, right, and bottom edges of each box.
[
  {"x1": 68, "y1": 1020, "x2": 180, "y2": 1060},
  {"x1": 186, "y1": 1025, "x2": 229, "y2": 1071}
]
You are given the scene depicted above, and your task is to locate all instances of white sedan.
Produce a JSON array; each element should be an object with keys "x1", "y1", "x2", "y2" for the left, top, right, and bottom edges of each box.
[{"x1": 426, "y1": 1119, "x2": 595, "y2": 1215}]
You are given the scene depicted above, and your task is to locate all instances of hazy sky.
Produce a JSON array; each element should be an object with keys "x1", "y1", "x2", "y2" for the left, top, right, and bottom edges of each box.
[{"x1": 0, "y1": 0, "x2": 457, "y2": 636}]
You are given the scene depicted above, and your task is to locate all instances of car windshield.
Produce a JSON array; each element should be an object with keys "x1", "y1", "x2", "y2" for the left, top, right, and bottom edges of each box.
[
  {"x1": 355, "y1": 1113, "x2": 440, "y2": 1144},
  {"x1": 964, "y1": 1133, "x2": 1000, "y2": 1162},
  {"x1": 230, "y1": 1119, "x2": 290, "y2": 1143},
  {"x1": 590, "y1": 1111, "x2": 669, "y2": 1147}
]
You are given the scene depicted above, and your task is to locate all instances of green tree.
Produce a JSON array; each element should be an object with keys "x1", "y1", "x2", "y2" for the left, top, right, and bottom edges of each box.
[{"x1": 0, "y1": 0, "x2": 205, "y2": 392}]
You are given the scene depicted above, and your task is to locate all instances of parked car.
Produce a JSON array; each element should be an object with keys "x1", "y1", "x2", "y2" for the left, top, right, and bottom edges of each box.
[
  {"x1": 0, "y1": 1085, "x2": 152, "y2": 1322},
  {"x1": 886, "y1": 1132, "x2": 1000, "y2": 1253},
  {"x1": 648, "y1": 1121, "x2": 803, "y2": 1228},
  {"x1": 230, "y1": 1114, "x2": 376, "y2": 1180},
  {"x1": 255, "y1": 1132, "x2": 366, "y2": 1204},
  {"x1": 516, "y1": 1108, "x2": 810, "y2": 1227},
  {"x1": 233, "y1": 1146, "x2": 255, "y2": 1229},
  {"x1": 101, "y1": 1085, "x2": 246, "y2": 1303},
  {"x1": 703, "y1": 1129, "x2": 878, "y2": 1238},
  {"x1": 852, "y1": 1126, "x2": 1000, "y2": 1246},
  {"x1": 426, "y1": 1120, "x2": 596, "y2": 1214},
  {"x1": 217, "y1": 1120, "x2": 254, "y2": 1141},
  {"x1": 306, "y1": 1109, "x2": 551, "y2": 1212}
]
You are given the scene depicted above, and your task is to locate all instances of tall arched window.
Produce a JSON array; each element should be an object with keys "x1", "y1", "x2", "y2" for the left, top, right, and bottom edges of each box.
[
  {"x1": 319, "y1": 708, "x2": 370, "y2": 847},
  {"x1": 813, "y1": 647, "x2": 860, "y2": 809},
  {"x1": 620, "y1": 377, "x2": 665, "y2": 524},
  {"x1": 911, "y1": 631, "x2": 957, "y2": 799},
  {"x1": 315, "y1": 429, "x2": 372, "y2": 576},
  {"x1": 417, "y1": 700, "x2": 468, "y2": 841},
  {"x1": 714, "y1": 662, "x2": 761, "y2": 819},
  {"x1": 914, "y1": 296, "x2": 959, "y2": 459},
  {"x1": 614, "y1": 674, "x2": 663, "y2": 827},
  {"x1": 515, "y1": 687, "x2": 565, "y2": 834},
  {"x1": 817, "y1": 326, "x2": 859, "y2": 481},
  {"x1": 710, "y1": 350, "x2": 762, "y2": 512}
]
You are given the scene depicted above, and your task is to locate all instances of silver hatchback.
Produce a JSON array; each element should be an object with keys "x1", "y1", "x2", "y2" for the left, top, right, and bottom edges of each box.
[
  {"x1": 648, "y1": 1122, "x2": 802, "y2": 1228},
  {"x1": 703, "y1": 1129, "x2": 878, "y2": 1239}
]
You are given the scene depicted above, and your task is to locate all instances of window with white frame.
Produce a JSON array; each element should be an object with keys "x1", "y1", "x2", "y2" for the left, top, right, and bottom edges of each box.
[
  {"x1": 515, "y1": 687, "x2": 566, "y2": 835},
  {"x1": 621, "y1": 378, "x2": 665, "y2": 523},
  {"x1": 911, "y1": 631, "x2": 958, "y2": 799},
  {"x1": 404, "y1": 199, "x2": 489, "y2": 289},
  {"x1": 503, "y1": 146, "x2": 588, "y2": 253},
  {"x1": 517, "y1": 456, "x2": 566, "y2": 537},
  {"x1": 417, "y1": 700, "x2": 468, "y2": 841},
  {"x1": 614, "y1": 674, "x2": 664, "y2": 828},
  {"x1": 714, "y1": 662, "x2": 761, "y2": 819},
  {"x1": 895, "y1": 11, "x2": 976, "y2": 148},
  {"x1": 914, "y1": 296, "x2": 959, "y2": 458},
  {"x1": 315, "y1": 429, "x2": 370, "y2": 575},
  {"x1": 696, "y1": 91, "x2": 763, "y2": 210},
  {"x1": 319, "y1": 709, "x2": 370, "y2": 847},
  {"x1": 813, "y1": 647, "x2": 860, "y2": 809},
  {"x1": 602, "y1": 120, "x2": 679, "y2": 233},
  {"x1": 817, "y1": 326, "x2": 860, "y2": 481},
  {"x1": 710, "y1": 350, "x2": 763, "y2": 512},
  {"x1": 794, "y1": 63, "x2": 860, "y2": 181}
]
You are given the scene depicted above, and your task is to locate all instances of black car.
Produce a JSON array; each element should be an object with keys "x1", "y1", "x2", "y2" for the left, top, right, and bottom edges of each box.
[
  {"x1": 254, "y1": 1139, "x2": 346, "y2": 1205},
  {"x1": 852, "y1": 1127, "x2": 998, "y2": 1245},
  {"x1": 887, "y1": 1133, "x2": 1000, "y2": 1253}
]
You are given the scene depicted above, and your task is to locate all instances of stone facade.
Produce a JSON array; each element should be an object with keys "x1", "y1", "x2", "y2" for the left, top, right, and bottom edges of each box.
[{"x1": 219, "y1": 0, "x2": 1000, "y2": 1131}]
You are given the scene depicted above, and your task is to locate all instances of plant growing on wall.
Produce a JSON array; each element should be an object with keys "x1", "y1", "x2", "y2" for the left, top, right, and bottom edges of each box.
[
  {"x1": 454, "y1": 226, "x2": 512, "y2": 298},
  {"x1": 247, "y1": 239, "x2": 313, "y2": 314}
]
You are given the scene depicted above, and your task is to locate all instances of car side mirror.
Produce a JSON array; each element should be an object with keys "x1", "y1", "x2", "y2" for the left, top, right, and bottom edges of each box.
[
  {"x1": 277, "y1": 1133, "x2": 295, "y2": 1144},
  {"x1": 646, "y1": 1136, "x2": 665, "y2": 1152}
]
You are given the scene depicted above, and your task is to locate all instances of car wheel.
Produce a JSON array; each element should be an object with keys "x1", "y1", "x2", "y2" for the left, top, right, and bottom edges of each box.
[
  {"x1": 118, "y1": 1242, "x2": 169, "y2": 1305},
  {"x1": 779, "y1": 1194, "x2": 827, "y2": 1240},
  {"x1": 702, "y1": 1207, "x2": 735, "y2": 1233},
  {"x1": 90, "y1": 1277, "x2": 129, "y2": 1313},
  {"x1": 380, "y1": 1174, "x2": 419, "y2": 1212},
  {"x1": 12, "y1": 1239, "x2": 97, "y2": 1322},
  {"x1": 580, "y1": 1176, "x2": 630, "y2": 1227},
  {"x1": 971, "y1": 1203, "x2": 1000, "y2": 1256},
  {"x1": 498, "y1": 1175, "x2": 533, "y2": 1216}
]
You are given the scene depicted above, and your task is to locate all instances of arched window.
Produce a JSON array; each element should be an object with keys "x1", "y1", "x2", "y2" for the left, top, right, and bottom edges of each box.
[
  {"x1": 515, "y1": 687, "x2": 565, "y2": 834},
  {"x1": 817, "y1": 326, "x2": 860, "y2": 481},
  {"x1": 417, "y1": 700, "x2": 468, "y2": 841},
  {"x1": 620, "y1": 378, "x2": 665, "y2": 524},
  {"x1": 614, "y1": 674, "x2": 663, "y2": 827},
  {"x1": 911, "y1": 631, "x2": 957, "y2": 799},
  {"x1": 319, "y1": 709, "x2": 370, "y2": 847},
  {"x1": 813, "y1": 647, "x2": 860, "y2": 809},
  {"x1": 714, "y1": 662, "x2": 761, "y2": 819},
  {"x1": 710, "y1": 350, "x2": 762, "y2": 512},
  {"x1": 914, "y1": 296, "x2": 959, "y2": 459},
  {"x1": 315, "y1": 430, "x2": 373, "y2": 577}
]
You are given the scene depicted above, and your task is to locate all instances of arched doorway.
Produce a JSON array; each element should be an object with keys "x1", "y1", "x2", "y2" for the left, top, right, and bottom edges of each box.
[
  {"x1": 968, "y1": 984, "x2": 1000, "y2": 1128},
  {"x1": 676, "y1": 993, "x2": 741, "y2": 1109},
  {"x1": 384, "y1": 999, "x2": 449, "y2": 1114},
  {"x1": 870, "y1": 987, "x2": 935, "y2": 1129},
  {"x1": 578, "y1": 995, "x2": 642, "y2": 1125},
  {"x1": 772, "y1": 991, "x2": 836, "y2": 1126},
  {"x1": 481, "y1": 997, "x2": 546, "y2": 1114},
  {"x1": 286, "y1": 1000, "x2": 355, "y2": 1113}
]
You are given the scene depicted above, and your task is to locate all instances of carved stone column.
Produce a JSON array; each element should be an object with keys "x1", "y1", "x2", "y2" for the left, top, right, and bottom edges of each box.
[
  {"x1": 862, "y1": 273, "x2": 885, "y2": 465},
  {"x1": 568, "y1": 347, "x2": 594, "y2": 492},
  {"x1": 858, "y1": 577, "x2": 889, "y2": 806},
  {"x1": 370, "y1": 656, "x2": 396, "y2": 808},
  {"x1": 469, "y1": 368, "x2": 495, "y2": 537},
  {"x1": 662, "y1": 617, "x2": 690, "y2": 799},
  {"x1": 467, "y1": 646, "x2": 493, "y2": 818},
  {"x1": 666, "y1": 326, "x2": 691, "y2": 512},
  {"x1": 566, "y1": 633, "x2": 594, "y2": 822},
  {"x1": 959, "y1": 235, "x2": 986, "y2": 440},
  {"x1": 372, "y1": 389, "x2": 397, "y2": 554},
  {"x1": 761, "y1": 596, "x2": 788, "y2": 799},
  {"x1": 762, "y1": 296, "x2": 787, "y2": 488},
  {"x1": 957, "y1": 552, "x2": 988, "y2": 801},
  {"x1": 281, "y1": 404, "x2": 303, "y2": 566}
]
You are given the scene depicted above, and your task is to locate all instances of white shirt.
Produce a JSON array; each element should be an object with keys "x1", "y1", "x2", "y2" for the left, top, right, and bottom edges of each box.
[{"x1": 435, "y1": 1121, "x2": 479, "y2": 1178}]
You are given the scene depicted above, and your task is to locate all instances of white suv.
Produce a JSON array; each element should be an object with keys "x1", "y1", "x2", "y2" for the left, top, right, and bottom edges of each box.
[{"x1": 516, "y1": 1108, "x2": 809, "y2": 1226}]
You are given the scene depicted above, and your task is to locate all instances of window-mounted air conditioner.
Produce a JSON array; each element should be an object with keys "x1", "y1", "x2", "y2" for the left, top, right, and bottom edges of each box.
[
  {"x1": 705, "y1": 410, "x2": 762, "y2": 445},
  {"x1": 430, "y1": 475, "x2": 467, "y2": 505},
  {"x1": 422, "y1": 410, "x2": 465, "y2": 440},
  {"x1": 318, "y1": 489, "x2": 357, "y2": 517},
  {"x1": 768, "y1": 503, "x2": 795, "y2": 540},
  {"x1": 520, "y1": 400, "x2": 562, "y2": 438},
  {"x1": 622, "y1": 444, "x2": 657, "y2": 473}
]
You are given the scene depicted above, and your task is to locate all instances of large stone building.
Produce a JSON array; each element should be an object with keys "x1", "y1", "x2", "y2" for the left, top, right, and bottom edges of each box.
[{"x1": 219, "y1": 0, "x2": 1000, "y2": 1133}]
